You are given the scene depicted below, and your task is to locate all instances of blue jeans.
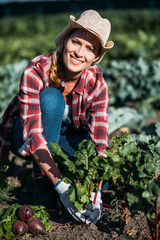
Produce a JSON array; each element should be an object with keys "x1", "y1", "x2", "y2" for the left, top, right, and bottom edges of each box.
[{"x1": 11, "y1": 88, "x2": 90, "y2": 170}]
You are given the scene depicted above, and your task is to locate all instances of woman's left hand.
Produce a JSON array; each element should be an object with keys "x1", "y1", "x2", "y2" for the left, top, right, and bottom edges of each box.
[{"x1": 83, "y1": 190, "x2": 103, "y2": 224}]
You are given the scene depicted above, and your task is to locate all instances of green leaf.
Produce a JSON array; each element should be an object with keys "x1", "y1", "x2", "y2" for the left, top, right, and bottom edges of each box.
[
  {"x1": 74, "y1": 140, "x2": 96, "y2": 170},
  {"x1": 67, "y1": 186, "x2": 76, "y2": 203},
  {"x1": 127, "y1": 187, "x2": 145, "y2": 216},
  {"x1": 75, "y1": 183, "x2": 88, "y2": 203},
  {"x1": 78, "y1": 140, "x2": 96, "y2": 159},
  {"x1": 120, "y1": 141, "x2": 139, "y2": 159},
  {"x1": 142, "y1": 178, "x2": 160, "y2": 201},
  {"x1": 76, "y1": 170, "x2": 84, "y2": 179},
  {"x1": 75, "y1": 202, "x2": 83, "y2": 212},
  {"x1": 74, "y1": 151, "x2": 88, "y2": 167},
  {"x1": 30, "y1": 205, "x2": 52, "y2": 231},
  {"x1": 0, "y1": 204, "x2": 20, "y2": 240},
  {"x1": 81, "y1": 193, "x2": 89, "y2": 204},
  {"x1": 3, "y1": 221, "x2": 15, "y2": 240},
  {"x1": 0, "y1": 209, "x2": 4, "y2": 217},
  {"x1": 50, "y1": 142, "x2": 76, "y2": 173},
  {"x1": 155, "y1": 122, "x2": 160, "y2": 137},
  {"x1": 30, "y1": 205, "x2": 46, "y2": 211}
]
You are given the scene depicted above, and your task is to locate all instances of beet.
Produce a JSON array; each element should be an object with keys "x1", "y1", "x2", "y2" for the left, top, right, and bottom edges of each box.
[
  {"x1": 12, "y1": 220, "x2": 28, "y2": 236},
  {"x1": 17, "y1": 205, "x2": 34, "y2": 222},
  {"x1": 28, "y1": 217, "x2": 45, "y2": 235}
]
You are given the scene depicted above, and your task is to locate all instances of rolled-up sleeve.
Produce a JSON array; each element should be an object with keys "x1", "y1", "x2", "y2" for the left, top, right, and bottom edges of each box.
[
  {"x1": 72, "y1": 66, "x2": 109, "y2": 157},
  {"x1": 88, "y1": 79, "x2": 109, "y2": 156},
  {"x1": 18, "y1": 60, "x2": 47, "y2": 156}
]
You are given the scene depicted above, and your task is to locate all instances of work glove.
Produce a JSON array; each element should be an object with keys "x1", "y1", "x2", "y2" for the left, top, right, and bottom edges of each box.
[
  {"x1": 85, "y1": 190, "x2": 103, "y2": 225},
  {"x1": 55, "y1": 180, "x2": 86, "y2": 222}
]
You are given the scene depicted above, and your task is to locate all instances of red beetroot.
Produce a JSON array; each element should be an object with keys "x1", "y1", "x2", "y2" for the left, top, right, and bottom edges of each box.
[
  {"x1": 17, "y1": 205, "x2": 34, "y2": 222},
  {"x1": 12, "y1": 220, "x2": 28, "y2": 236},
  {"x1": 28, "y1": 217, "x2": 45, "y2": 235}
]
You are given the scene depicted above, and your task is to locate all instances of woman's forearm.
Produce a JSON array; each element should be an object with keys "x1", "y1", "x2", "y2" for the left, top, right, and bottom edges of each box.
[{"x1": 33, "y1": 144, "x2": 61, "y2": 186}]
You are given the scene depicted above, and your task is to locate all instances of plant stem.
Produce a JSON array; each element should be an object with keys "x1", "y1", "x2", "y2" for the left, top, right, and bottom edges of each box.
[
  {"x1": 154, "y1": 154, "x2": 157, "y2": 179},
  {"x1": 155, "y1": 195, "x2": 158, "y2": 240},
  {"x1": 111, "y1": 142, "x2": 120, "y2": 158},
  {"x1": 86, "y1": 156, "x2": 88, "y2": 170},
  {"x1": 154, "y1": 152, "x2": 158, "y2": 240},
  {"x1": 138, "y1": 229, "x2": 152, "y2": 240},
  {"x1": 111, "y1": 138, "x2": 124, "y2": 158},
  {"x1": 88, "y1": 167, "x2": 97, "y2": 195}
]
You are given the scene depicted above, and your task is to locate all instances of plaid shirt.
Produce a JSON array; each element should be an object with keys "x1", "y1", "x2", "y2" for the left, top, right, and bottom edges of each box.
[{"x1": 0, "y1": 54, "x2": 109, "y2": 159}]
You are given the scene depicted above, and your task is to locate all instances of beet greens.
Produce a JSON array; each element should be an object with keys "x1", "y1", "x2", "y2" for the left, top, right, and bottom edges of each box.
[
  {"x1": 51, "y1": 129, "x2": 160, "y2": 239},
  {"x1": 0, "y1": 204, "x2": 51, "y2": 240},
  {"x1": 50, "y1": 139, "x2": 112, "y2": 211}
]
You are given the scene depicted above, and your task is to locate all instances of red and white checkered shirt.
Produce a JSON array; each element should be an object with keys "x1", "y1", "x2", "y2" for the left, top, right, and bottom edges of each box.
[{"x1": 0, "y1": 54, "x2": 109, "y2": 159}]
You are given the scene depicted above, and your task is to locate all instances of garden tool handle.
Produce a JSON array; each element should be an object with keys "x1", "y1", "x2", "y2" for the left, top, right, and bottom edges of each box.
[{"x1": 93, "y1": 180, "x2": 103, "y2": 204}]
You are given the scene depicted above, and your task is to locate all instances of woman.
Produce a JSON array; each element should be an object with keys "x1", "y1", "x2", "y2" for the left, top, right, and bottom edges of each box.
[{"x1": 0, "y1": 9, "x2": 114, "y2": 224}]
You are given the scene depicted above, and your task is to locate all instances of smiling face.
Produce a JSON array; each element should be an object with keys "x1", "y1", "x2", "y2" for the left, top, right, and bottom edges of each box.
[{"x1": 63, "y1": 29, "x2": 100, "y2": 80}]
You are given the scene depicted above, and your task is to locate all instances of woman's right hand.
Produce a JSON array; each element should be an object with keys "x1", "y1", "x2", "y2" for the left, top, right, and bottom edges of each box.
[{"x1": 55, "y1": 180, "x2": 86, "y2": 222}]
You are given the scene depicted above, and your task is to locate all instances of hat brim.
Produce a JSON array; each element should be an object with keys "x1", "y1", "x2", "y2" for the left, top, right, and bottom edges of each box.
[{"x1": 55, "y1": 15, "x2": 114, "y2": 64}]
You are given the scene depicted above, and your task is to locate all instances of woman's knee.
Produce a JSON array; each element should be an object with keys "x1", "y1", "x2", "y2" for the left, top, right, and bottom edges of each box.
[{"x1": 40, "y1": 87, "x2": 65, "y2": 113}]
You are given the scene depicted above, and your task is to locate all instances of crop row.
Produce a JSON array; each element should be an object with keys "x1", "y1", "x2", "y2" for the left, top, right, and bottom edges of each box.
[
  {"x1": 0, "y1": 10, "x2": 160, "y2": 65},
  {"x1": 0, "y1": 57, "x2": 159, "y2": 136}
]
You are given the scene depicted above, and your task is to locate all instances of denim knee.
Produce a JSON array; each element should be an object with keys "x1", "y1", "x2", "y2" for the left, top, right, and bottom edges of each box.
[
  {"x1": 39, "y1": 87, "x2": 65, "y2": 146},
  {"x1": 40, "y1": 87, "x2": 65, "y2": 114}
]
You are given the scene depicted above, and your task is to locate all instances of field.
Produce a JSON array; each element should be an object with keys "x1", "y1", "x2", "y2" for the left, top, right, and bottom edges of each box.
[
  {"x1": 0, "y1": 9, "x2": 160, "y2": 240},
  {"x1": 0, "y1": 129, "x2": 154, "y2": 240}
]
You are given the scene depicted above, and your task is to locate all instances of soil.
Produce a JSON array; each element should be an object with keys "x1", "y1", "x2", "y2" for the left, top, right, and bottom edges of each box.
[
  {"x1": 1, "y1": 119, "x2": 160, "y2": 240},
  {"x1": 0, "y1": 173, "x2": 152, "y2": 240}
]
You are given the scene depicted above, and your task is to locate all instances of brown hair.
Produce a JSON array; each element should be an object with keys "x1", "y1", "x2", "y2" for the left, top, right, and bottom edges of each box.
[
  {"x1": 50, "y1": 30, "x2": 77, "y2": 88},
  {"x1": 49, "y1": 48, "x2": 64, "y2": 88}
]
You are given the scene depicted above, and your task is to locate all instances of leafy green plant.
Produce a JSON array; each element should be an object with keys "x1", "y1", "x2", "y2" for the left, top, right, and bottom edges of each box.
[
  {"x1": 128, "y1": 122, "x2": 160, "y2": 239},
  {"x1": 107, "y1": 106, "x2": 144, "y2": 134},
  {"x1": 0, "y1": 204, "x2": 19, "y2": 240},
  {"x1": 0, "y1": 204, "x2": 52, "y2": 240},
  {"x1": 103, "y1": 132, "x2": 142, "y2": 207},
  {"x1": 50, "y1": 133, "x2": 142, "y2": 212},
  {"x1": 0, "y1": 59, "x2": 28, "y2": 117},
  {"x1": 105, "y1": 124, "x2": 160, "y2": 239},
  {"x1": 50, "y1": 140, "x2": 112, "y2": 211},
  {"x1": 103, "y1": 58, "x2": 160, "y2": 110},
  {"x1": 50, "y1": 129, "x2": 160, "y2": 238},
  {"x1": 0, "y1": 159, "x2": 14, "y2": 204}
]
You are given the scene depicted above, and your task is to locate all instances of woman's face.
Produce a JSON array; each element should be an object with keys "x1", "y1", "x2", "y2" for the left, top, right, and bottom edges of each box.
[{"x1": 63, "y1": 29, "x2": 100, "y2": 78}]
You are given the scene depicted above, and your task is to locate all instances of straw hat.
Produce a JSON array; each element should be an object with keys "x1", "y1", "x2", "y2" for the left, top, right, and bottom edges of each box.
[{"x1": 55, "y1": 9, "x2": 114, "y2": 64}]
